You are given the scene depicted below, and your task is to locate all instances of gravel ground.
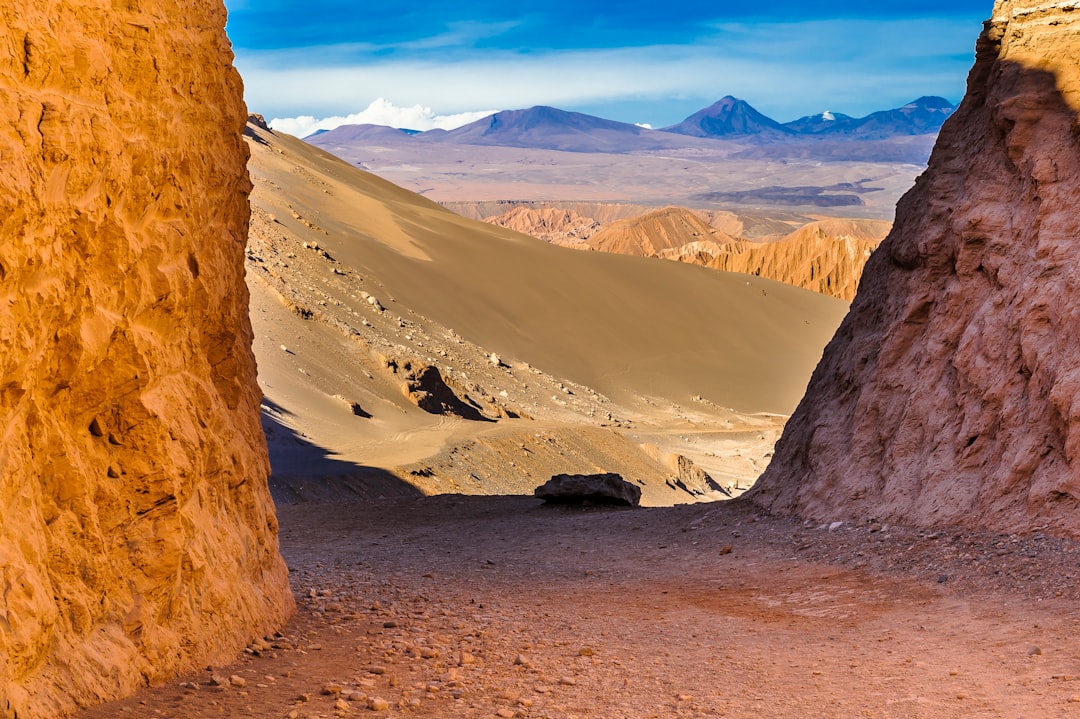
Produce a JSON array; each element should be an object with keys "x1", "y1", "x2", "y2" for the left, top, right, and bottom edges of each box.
[{"x1": 76, "y1": 495, "x2": 1080, "y2": 718}]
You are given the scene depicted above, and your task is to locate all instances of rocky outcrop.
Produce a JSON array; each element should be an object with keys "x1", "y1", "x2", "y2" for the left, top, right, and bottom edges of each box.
[
  {"x1": 402, "y1": 363, "x2": 492, "y2": 421},
  {"x1": 1, "y1": 2, "x2": 292, "y2": 715},
  {"x1": 749, "y1": 1, "x2": 1080, "y2": 536},
  {"x1": 535, "y1": 473, "x2": 642, "y2": 506}
]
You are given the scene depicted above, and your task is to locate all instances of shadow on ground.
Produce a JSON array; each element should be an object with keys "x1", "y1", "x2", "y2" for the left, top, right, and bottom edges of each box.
[{"x1": 261, "y1": 399, "x2": 423, "y2": 504}]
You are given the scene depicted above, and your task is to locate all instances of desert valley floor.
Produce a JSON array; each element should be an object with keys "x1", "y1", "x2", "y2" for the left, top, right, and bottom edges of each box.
[{"x1": 78, "y1": 496, "x2": 1080, "y2": 718}]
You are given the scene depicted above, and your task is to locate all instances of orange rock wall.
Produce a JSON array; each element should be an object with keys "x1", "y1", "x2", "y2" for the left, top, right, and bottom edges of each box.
[
  {"x1": 750, "y1": 1, "x2": 1080, "y2": 535},
  {"x1": 0, "y1": 2, "x2": 293, "y2": 715}
]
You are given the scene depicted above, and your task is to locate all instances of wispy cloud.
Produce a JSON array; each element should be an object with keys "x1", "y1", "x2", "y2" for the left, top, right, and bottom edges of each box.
[
  {"x1": 235, "y1": 17, "x2": 979, "y2": 126},
  {"x1": 269, "y1": 99, "x2": 498, "y2": 138}
]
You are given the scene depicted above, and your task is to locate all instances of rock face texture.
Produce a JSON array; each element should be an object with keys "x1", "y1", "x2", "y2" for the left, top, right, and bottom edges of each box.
[
  {"x1": 0, "y1": 2, "x2": 292, "y2": 716},
  {"x1": 749, "y1": 0, "x2": 1080, "y2": 536}
]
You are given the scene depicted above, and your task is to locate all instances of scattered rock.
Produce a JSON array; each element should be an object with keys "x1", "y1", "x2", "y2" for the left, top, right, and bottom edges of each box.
[{"x1": 535, "y1": 473, "x2": 642, "y2": 507}]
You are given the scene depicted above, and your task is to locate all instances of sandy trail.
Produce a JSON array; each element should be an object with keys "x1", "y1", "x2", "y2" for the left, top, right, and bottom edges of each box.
[{"x1": 76, "y1": 496, "x2": 1080, "y2": 718}]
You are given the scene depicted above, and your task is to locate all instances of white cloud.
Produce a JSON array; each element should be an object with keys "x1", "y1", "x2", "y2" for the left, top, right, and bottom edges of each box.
[
  {"x1": 236, "y1": 17, "x2": 977, "y2": 126},
  {"x1": 635, "y1": 122, "x2": 653, "y2": 129},
  {"x1": 268, "y1": 98, "x2": 499, "y2": 138}
]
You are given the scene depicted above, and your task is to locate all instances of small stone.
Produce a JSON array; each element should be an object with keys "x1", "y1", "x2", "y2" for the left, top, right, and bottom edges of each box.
[
  {"x1": 419, "y1": 647, "x2": 440, "y2": 659},
  {"x1": 578, "y1": 647, "x2": 594, "y2": 657},
  {"x1": 368, "y1": 696, "x2": 390, "y2": 711},
  {"x1": 367, "y1": 666, "x2": 387, "y2": 675},
  {"x1": 514, "y1": 654, "x2": 531, "y2": 667},
  {"x1": 558, "y1": 676, "x2": 577, "y2": 686},
  {"x1": 1069, "y1": 695, "x2": 1080, "y2": 703},
  {"x1": 323, "y1": 682, "x2": 344, "y2": 695},
  {"x1": 382, "y1": 620, "x2": 398, "y2": 629},
  {"x1": 229, "y1": 675, "x2": 247, "y2": 688},
  {"x1": 1028, "y1": 646, "x2": 1043, "y2": 656},
  {"x1": 497, "y1": 710, "x2": 516, "y2": 719},
  {"x1": 209, "y1": 674, "x2": 229, "y2": 687},
  {"x1": 828, "y1": 522, "x2": 844, "y2": 531},
  {"x1": 335, "y1": 698, "x2": 349, "y2": 710},
  {"x1": 460, "y1": 651, "x2": 476, "y2": 665},
  {"x1": 719, "y1": 545, "x2": 733, "y2": 556}
]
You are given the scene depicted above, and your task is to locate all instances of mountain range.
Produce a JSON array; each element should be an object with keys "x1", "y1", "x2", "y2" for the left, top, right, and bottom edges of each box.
[{"x1": 309, "y1": 96, "x2": 956, "y2": 154}]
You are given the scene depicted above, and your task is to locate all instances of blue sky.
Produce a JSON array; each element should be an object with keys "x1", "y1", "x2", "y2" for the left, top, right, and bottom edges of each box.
[{"x1": 224, "y1": 0, "x2": 990, "y2": 134}]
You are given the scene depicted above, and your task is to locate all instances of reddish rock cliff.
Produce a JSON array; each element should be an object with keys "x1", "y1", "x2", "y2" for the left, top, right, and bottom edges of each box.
[
  {"x1": 750, "y1": 1, "x2": 1080, "y2": 536},
  {"x1": 0, "y1": 2, "x2": 292, "y2": 715}
]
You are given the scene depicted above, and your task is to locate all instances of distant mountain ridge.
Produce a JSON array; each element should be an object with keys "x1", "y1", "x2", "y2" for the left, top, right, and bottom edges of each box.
[
  {"x1": 661, "y1": 96, "x2": 794, "y2": 138},
  {"x1": 307, "y1": 96, "x2": 956, "y2": 157},
  {"x1": 782, "y1": 96, "x2": 956, "y2": 139}
]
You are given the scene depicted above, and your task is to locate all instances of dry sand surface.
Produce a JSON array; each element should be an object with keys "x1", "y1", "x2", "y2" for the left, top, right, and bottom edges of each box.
[
  {"x1": 76, "y1": 496, "x2": 1080, "y2": 718},
  {"x1": 241, "y1": 123, "x2": 847, "y2": 502}
]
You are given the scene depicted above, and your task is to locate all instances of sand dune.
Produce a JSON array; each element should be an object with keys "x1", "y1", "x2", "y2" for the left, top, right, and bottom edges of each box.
[{"x1": 243, "y1": 122, "x2": 847, "y2": 502}]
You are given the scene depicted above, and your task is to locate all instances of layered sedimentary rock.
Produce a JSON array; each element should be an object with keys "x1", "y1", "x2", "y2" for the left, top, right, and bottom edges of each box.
[
  {"x1": 0, "y1": 2, "x2": 293, "y2": 715},
  {"x1": 750, "y1": 0, "x2": 1080, "y2": 536}
]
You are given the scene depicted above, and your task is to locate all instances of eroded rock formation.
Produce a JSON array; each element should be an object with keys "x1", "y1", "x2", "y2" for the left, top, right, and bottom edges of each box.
[
  {"x1": 701, "y1": 219, "x2": 889, "y2": 301},
  {"x1": 0, "y1": 2, "x2": 292, "y2": 715},
  {"x1": 749, "y1": 0, "x2": 1080, "y2": 536},
  {"x1": 587, "y1": 207, "x2": 740, "y2": 258},
  {"x1": 483, "y1": 206, "x2": 601, "y2": 249},
  {"x1": 587, "y1": 208, "x2": 887, "y2": 300}
]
